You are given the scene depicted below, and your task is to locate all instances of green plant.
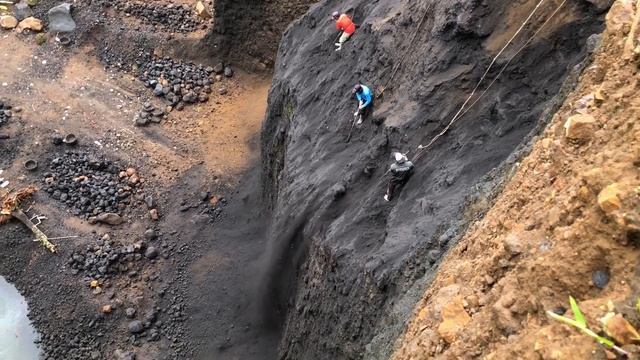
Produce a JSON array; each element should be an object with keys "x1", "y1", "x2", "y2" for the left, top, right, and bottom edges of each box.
[
  {"x1": 547, "y1": 296, "x2": 629, "y2": 356},
  {"x1": 35, "y1": 33, "x2": 47, "y2": 46}
]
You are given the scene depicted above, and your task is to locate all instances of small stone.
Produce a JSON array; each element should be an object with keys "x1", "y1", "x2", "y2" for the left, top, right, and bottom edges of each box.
[
  {"x1": 14, "y1": 3, "x2": 32, "y2": 21},
  {"x1": 126, "y1": 168, "x2": 136, "y2": 176},
  {"x1": 437, "y1": 296, "x2": 471, "y2": 343},
  {"x1": 594, "y1": 88, "x2": 607, "y2": 103},
  {"x1": 598, "y1": 183, "x2": 623, "y2": 213},
  {"x1": 602, "y1": 313, "x2": 640, "y2": 345},
  {"x1": 592, "y1": 268, "x2": 610, "y2": 289},
  {"x1": 144, "y1": 229, "x2": 157, "y2": 240},
  {"x1": 0, "y1": 15, "x2": 18, "y2": 29},
  {"x1": 145, "y1": 196, "x2": 156, "y2": 209},
  {"x1": 209, "y1": 195, "x2": 220, "y2": 207},
  {"x1": 127, "y1": 320, "x2": 144, "y2": 334},
  {"x1": 224, "y1": 66, "x2": 234, "y2": 78},
  {"x1": 134, "y1": 116, "x2": 149, "y2": 127},
  {"x1": 564, "y1": 114, "x2": 596, "y2": 141},
  {"x1": 218, "y1": 87, "x2": 228, "y2": 95},
  {"x1": 213, "y1": 63, "x2": 224, "y2": 74},
  {"x1": 47, "y1": 3, "x2": 76, "y2": 33},
  {"x1": 195, "y1": 1, "x2": 211, "y2": 20},
  {"x1": 129, "y1": 174, "x2": 140, "y2": 184},
  {"x1": 144, "y1": 246, "x2": 158, "y2": 259},
  {"x1": 101, "y1": 304, "x2": 112, "y2": 314},
  {"x1": 332, "y1": 184, "x2": 346, "y2": 199},
  {"x1": 149, "y1": 209, "x2": 159, "y2": 220},
  {"x1": 427, "y1": 249, "x2": 441, "y2": 264},
  {"x1": 96, "y1": 213, "x2": 124, "y2": 225},
  {"x1": 16, "y1": 17, "x2": 43, "y2": 33},
  {"x1": 125, "y1": 308, "x2": 136, "y2": 319},
  {"x1": 90, "y1": 280, "x2": 99, "y2": 288},
  {"x1": 52, "y1": 134, "x2": 64, "y2": 145},
  {"x1": 503, "y1": 232, "x2": 525, "y2": 255}
]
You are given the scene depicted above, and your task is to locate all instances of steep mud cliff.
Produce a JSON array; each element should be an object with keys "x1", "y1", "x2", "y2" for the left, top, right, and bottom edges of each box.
[
  {"x1": 393, "y1": 1, "x2": 640, "y2": 357},
  {"x1": 260, "y1": 0, "x2": 611, "y2": 359}
]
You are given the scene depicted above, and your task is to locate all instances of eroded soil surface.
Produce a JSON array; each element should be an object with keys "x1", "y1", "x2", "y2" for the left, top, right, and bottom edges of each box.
[
  {"x1": 393, "y1": 2, "x2": 640, "y2": 359},
  {"x1": 0, "y1": 14, "x2": 272, "y2": 359}
]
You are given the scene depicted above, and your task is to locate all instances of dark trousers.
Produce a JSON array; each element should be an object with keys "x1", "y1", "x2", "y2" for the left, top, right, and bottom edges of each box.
[{"x1": 386, "y1": 179, "x2": 404, "y2": 200}]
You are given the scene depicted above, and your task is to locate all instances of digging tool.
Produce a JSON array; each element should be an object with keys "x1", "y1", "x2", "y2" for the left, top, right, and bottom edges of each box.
[{"x1": 345, "y1": 109, "x2": 362, "y2": 143}]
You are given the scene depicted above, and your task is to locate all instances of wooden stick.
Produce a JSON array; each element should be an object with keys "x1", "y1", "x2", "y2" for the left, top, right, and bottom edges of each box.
[{"x1": 11, "y1": 210, "x2": 57, "y2": 253}]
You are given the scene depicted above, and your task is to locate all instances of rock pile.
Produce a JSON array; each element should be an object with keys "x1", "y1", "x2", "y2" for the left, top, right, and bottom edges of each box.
[
  {"x1": 137, "y1": 57, "x2": 223, "y2": 108},
  {"x1": 0, "y1": 100, "x2": 13, "y2": 127},
  {"x1": 67, "y1": 236, "x2": 152, "y2": 280},
  {"x1": 114, "y1": 1, "x2": 203, "y2": 32},
  {"x1": 42, "y1": 152, "x2": 141, "y2": 218},
  {"x1": 134, "y1": 102, "x2": 165, "y2": 126}
]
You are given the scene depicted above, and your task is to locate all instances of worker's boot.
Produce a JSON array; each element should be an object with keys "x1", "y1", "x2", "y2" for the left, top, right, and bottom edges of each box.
[
  {"x1": 335, "y1": 43, "x2": 342, "y2": 51},
  {"x1": 383, "y1": 194, "x2": 390, "y2": 202}
]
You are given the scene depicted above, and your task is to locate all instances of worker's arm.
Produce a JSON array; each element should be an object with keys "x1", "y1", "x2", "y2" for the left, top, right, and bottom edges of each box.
[{"x1": 359, "y1": 93, "x2": 372, "y2": 109}]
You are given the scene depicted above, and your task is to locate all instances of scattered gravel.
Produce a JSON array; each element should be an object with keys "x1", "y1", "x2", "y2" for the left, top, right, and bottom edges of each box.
[
  {"x1": 41, "y1": 151, "x2": 142, "y2": 219},
  {"x1": 136, "y1": 57, "x2": 223, "y2": 108},
  {"x1": 114, "y1": 1, "x2": 204, "y2": 33}
]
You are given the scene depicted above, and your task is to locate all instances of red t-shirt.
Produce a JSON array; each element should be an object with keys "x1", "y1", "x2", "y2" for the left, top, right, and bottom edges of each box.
[{"x1": 336, "y1": 14, "x2": 356, "y2": 35}]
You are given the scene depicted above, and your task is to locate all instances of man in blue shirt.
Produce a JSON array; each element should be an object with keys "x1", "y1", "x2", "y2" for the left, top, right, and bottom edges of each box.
[{"x1": 353, "y1": 84, "x2": 373, "y2": 125}]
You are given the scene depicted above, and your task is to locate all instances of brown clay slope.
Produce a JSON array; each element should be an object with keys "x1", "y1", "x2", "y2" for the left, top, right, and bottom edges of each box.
[{"x1": 392, "y1": 1, "x2": 640, "y2": 359}]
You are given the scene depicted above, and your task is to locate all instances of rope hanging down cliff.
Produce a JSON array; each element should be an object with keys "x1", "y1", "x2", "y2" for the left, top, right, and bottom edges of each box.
[
  {"x1": 375, "y1": 0, "x2": 567, "y2": 187},
  {"x1": 411, "y1": 0, "x2": 551, "y2": 162},
  {"x1": 451, "y1": 0, "x2": 568, "y2": 130}
]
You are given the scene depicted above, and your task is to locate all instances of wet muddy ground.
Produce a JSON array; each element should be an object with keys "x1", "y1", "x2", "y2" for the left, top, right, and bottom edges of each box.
[{"x1": 0, "y1": 23, "x2": 274, "y2": 359}]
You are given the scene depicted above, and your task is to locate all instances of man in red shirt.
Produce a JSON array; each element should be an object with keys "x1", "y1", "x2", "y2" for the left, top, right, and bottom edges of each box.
[{"x1": 332, "y1": 11, "x2": 356, "y2": 51}]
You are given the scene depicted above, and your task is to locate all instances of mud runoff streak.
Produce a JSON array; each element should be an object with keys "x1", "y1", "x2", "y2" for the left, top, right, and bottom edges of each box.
[
  {"x1": 182, "y1": 86, "x2": 278, "y2": 359},
  {"x1": 0, "y1": 276, "x2": 40, "y2": 360}
]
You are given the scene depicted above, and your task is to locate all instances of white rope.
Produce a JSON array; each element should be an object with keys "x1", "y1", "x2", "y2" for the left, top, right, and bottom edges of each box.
[
  {"x1": 456, "y1": 0, "x2": 567, "y2": 121},
  {"x1": 413, "y1": 0, "x2": 548, "y2": 160}
]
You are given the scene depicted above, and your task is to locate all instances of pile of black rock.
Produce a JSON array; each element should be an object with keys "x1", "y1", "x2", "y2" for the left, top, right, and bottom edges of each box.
[
  {"x1": 67, "y1": 235, "x2": 160, "y2": 280},
  {"x1": 114, "y1": 1, "x2": 202, "y2": 32},
  {"x1": 137, "y1": 57, "x2": 231, "y2": 109},
  {"x1": 0, "y1": 99, "x2": 13, "y2": 127},
  {"x1": 134, "y1": 102, "x2": 166, "y2": 126},
  {"x1": 42, "y1": 152, "x2": 140, "y2": 218}
]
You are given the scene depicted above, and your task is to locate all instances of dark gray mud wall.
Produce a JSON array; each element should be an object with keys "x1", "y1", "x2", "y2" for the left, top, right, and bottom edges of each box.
[
  {"x1": 203, "y1": 0, "x2": 317, "y2": 69},
  {"x1": 261, "y1": 0, "x2": 609, "y2": 359}
]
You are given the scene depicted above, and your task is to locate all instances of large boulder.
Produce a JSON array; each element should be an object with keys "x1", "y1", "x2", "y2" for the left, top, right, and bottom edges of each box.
[{"x1": 48, "y1": 3, "x2": 76, "y2": 33}]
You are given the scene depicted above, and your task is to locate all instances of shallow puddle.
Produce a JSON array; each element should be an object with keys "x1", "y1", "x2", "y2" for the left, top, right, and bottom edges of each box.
[{"x1": 0, "y1": 276, "x2": 40, "y2": 360}]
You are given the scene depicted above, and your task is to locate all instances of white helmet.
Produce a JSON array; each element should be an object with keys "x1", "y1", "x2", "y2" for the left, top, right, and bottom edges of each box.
[{"x1": 394, "y1": 152, "x2": 407, "y2": 163}]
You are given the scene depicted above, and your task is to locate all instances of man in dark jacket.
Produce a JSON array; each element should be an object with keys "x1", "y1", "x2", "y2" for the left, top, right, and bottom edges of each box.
[{"x1": 384, "y1": 152, "x2": 414, "y2": 201}]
